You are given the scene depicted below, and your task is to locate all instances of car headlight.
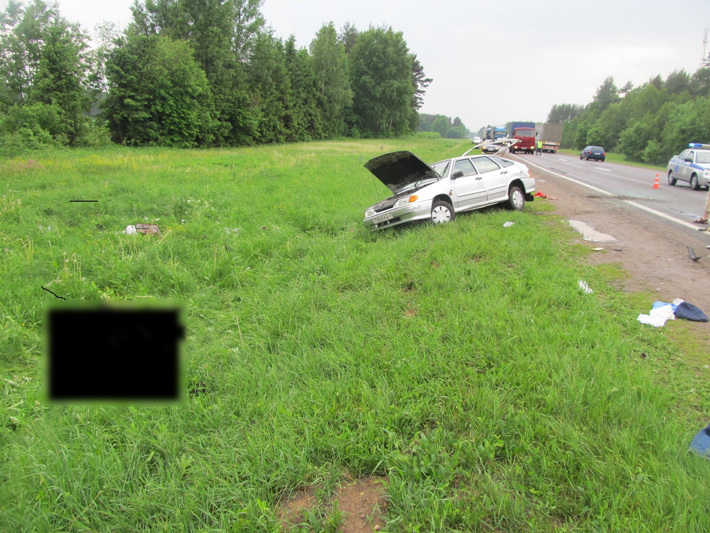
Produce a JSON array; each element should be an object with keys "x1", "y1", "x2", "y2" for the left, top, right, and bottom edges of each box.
[
  {"x1": 395, "y1": 195, "x2": 419, "y2": 207},
  {"x1": 365, "y1": 208, "x2": 375, "y2": 217}
]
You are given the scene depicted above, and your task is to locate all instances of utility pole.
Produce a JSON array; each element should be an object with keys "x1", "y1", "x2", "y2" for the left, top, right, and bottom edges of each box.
[{"x1": 703, "y1": 27, "x2": 710, "y2": 69}]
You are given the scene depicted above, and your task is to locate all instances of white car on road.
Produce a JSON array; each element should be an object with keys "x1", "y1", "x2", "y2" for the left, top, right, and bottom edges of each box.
[
  {"x1": 363, "y1": 150, "x2": 535, "y2": 230},
  {"x1": 666, "y1": 143, "x2": 710, "y2": 190}
]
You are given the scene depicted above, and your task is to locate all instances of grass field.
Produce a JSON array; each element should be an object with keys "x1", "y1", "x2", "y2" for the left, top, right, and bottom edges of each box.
[{"x1": 1, "y1": 137, "x2": 710, "y2": 531}]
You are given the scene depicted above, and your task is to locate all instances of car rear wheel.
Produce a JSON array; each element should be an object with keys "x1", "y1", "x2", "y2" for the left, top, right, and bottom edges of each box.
[
  {"x1": 690, "y1": 174, "x2": 700, "y2": 190},
  {"x1": 507, "y1": 185, "x2": 525, "y2": 211},
  {"x1": 668, "y1": 171, "x2": 677, "y2": 186},
  {"x1": 431, "y1": 200, "x2": 454, "y2": 224}
]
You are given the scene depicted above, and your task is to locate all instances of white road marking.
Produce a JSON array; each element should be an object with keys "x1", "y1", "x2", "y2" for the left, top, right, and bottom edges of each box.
[
  {"x1": 594, "y1": 167, "x2": 611, "y2": 172},
  {"x1": 522, "y1": 158, "x2": 709, "y2": 235}
]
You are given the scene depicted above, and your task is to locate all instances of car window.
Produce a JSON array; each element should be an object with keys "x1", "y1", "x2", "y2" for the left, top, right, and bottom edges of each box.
[
  {"x1": 488, "y1": 155, "x2": 514, "y2": 168},
  {"x1": 430, "y1": 160, "x2": 450, "y2": 178},
  {"x1": 697, "y1": 151, "x2": 710, "y2": 164},
  {"x1": 679, "y1": 150, "x2": 689, "y2": 159},
  {"x1": 453, "y1": 158, "x2": 477, "y2": 176},
  {"x1": 470, "y1": 156, "x2": 501, "y2": 174},
  {"x1": 688, "y1": 151, "x2": 696, "y2": 161}
]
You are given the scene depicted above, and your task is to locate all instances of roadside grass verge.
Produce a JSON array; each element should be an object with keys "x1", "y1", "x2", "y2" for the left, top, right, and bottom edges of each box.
[{"x1": 1, "y1": 138, "x2": 709, "y2": 531}]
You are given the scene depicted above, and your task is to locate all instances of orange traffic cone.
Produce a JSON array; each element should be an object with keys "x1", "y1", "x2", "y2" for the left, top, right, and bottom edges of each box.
[{"x1": 653, "y1": 174, "x2": 660, "y2": 189}]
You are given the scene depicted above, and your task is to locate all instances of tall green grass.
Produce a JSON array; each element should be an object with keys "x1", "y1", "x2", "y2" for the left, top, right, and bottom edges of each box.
[{"x1": 1, "y1": 138, "x2": 709, "y2": 531}]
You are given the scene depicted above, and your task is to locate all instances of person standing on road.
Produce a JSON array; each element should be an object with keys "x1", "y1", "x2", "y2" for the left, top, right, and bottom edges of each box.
[
  {"x1": 694, "y1": 187, "x2": 710, "y2": 224},
  {"x1": 536, "y1": 138, "x2": 542, "y2": 155}
]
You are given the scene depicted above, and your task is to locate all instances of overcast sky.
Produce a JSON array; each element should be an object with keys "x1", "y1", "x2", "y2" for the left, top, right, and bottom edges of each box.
[{"x1": 4, "y1": 0, "x2": 710, "y2": 132}]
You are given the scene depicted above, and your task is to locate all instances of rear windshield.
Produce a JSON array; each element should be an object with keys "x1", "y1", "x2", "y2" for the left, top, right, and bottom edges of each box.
[{"x1": 590, "y1": 146, "x2": 604, "y2": 152}]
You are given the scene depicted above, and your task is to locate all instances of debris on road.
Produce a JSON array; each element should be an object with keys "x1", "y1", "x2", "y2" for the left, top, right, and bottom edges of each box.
[
  {"x1": 121, "y1": 223, "x2": 161, "y2": 235},
  {"x1": 136, "y1": 223, "x2": 161, "y2": 235},
  {"x1": 675, "y1": 301, "x2": 709, "y2": 322},
  {"x1": 568, "y1": 219, "x2": 616, "y2": 242},
  {"x1": 503, "y1": 221, "x2": 515, "y2": 228},
  {"x1": 690, "y1": 424, "x2": 710, "y2": 460},
  {"x1": 534, "y1": 191, "x2": 557, "y2": 200},
  {"x1": 687, "y1": 246, "x2": 700, "y2": 262},
  {"x1": 578, "y1": 280, "x2": 593, "y2": 294},
  {"x1": 637, "y1": 301, "x2": 676, "y2": 328}
]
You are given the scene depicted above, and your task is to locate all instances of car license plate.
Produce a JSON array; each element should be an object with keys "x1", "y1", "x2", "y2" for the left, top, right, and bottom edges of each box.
[{"x1": 373, "y1": 212, "x2": 393, "y2": 224}]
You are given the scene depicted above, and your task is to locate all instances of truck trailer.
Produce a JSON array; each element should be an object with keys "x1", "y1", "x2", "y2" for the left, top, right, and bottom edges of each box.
[{"x1": 537, "y1": 123, "x2": 563, "y2": 153}]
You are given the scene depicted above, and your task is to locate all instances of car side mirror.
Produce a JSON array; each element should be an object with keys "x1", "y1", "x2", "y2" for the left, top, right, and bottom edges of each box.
[{"x1": 452, "y1": 170, "x2": 464, "y2": 179}]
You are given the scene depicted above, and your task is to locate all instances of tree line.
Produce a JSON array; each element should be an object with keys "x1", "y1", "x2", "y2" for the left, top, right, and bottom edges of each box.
[
  {"x1": 417, "y1": 114, "x2": 470, "y2": 139},
  {"x1": 0, "y1": 0, "x2": 432, "y2": 152},
  {"x1": 548, "y1": 69, "x2": 710, "y2": 164}
]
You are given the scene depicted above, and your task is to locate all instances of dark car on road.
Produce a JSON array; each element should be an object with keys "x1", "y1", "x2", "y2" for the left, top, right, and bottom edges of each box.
[{"x1": 580, "y1": 146, "x2": 606, "y2": 162}]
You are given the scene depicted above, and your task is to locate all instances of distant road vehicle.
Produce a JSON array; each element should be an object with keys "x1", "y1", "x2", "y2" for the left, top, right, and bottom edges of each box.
[
  {"x1": 472, "y1": 136, "x2": 482, "y2": 144},
  {"x1": 363, "y1": 150, "x2": 535, "y2": 231},
  {"x1": 666, "y1": 143, "x2": 710, "y2": 190},
  {"x1": 538, "y1": 123, "x2": 562, "y2": 153},
  {"x1": 508, "y1": 122, "x2": 536, "y2": 154},
  {"x1": 580, "y1": 146, "x2": 606, "y2": 162}
]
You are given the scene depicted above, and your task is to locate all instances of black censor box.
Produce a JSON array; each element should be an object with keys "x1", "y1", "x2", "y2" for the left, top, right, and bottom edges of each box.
[{"x1": 45, "y1": 303, "x2": 184, "y2": 403}]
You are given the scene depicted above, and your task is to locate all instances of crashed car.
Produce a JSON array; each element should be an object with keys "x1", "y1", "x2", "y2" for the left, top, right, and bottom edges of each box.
[{"x1": 363, "y1": 150, "x2": 535, "y2": 231}]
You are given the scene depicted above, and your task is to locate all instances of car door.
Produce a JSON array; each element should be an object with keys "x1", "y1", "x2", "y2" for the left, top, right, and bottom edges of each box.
[
  {"x1": 470, "y1": 156, "x2": 507, "y2": 202},
  {"x1": 450, "y1": 158, "x2": 487, "y2": 210},
  {"x1": 682, "y1": 150, "x2": 695, "y2": 182},
  {"x1": 672, "y1": 150, "x2": 689, "y2": 182}
]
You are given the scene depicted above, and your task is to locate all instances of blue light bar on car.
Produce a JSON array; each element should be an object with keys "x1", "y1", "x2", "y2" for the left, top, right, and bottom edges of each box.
[{"x1": 689, "y1": 143, "x2": 710, "y2": 149}]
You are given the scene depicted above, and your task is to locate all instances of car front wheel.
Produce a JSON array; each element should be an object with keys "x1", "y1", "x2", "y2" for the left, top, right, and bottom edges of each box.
[
  {"x1": 668, "y1": 171, "x2": 677, "y2": 186},
  {"x1": 507, "y1": 185, "x2": 525, "y2": 211},
  {"x1": 431, "y1": 200, "x2": 454, "y2": 224},
  {"x1": 690, "y1": 174, "x2": 700, "y2": 190}
]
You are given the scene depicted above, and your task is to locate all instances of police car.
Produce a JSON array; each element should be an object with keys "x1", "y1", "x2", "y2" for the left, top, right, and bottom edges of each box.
[{"x1": 666, "y1": 143, "x2": 710, "y2": 190}]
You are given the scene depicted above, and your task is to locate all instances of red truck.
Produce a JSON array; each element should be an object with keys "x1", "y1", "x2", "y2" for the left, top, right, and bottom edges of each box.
[{"x1": 508, "y1": 121, "x2": 536, "y2": 154}]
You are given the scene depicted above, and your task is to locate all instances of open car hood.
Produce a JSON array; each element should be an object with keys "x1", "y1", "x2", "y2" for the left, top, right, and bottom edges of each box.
[{"x1": 364, "y1": 151, "x2": 439, "y2": 193}]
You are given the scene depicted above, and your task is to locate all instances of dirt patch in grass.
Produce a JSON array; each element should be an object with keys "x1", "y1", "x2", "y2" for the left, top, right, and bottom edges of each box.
[
  {"x1": 334, "y1": 476, "x2": 388, "y2": 532},
  {"x1": 276, "y1": 485, "x2": 317, "y2": 530},
  {"x1": 276, "y1": 476, "x2": 388, "y2": 532}
]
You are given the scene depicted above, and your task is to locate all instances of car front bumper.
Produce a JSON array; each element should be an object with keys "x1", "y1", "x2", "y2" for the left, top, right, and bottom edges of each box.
[{"x1": 363, "y1": 201, "x2": 433, "y2": 231}]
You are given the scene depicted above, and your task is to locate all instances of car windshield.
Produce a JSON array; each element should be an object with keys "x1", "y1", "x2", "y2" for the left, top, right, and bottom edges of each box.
[
  {"x1": 696, "y1": 151, "x2": 710, "y2": 164},
  {"x1": 395, "y1": 177, "x2": 438, "y2": 195},
  {"x1": 430, "y1": 160, "x2": 450, "y2": 178},
  {"x1": 515, "y1": 128, "x2": 534, "y2": 137}
]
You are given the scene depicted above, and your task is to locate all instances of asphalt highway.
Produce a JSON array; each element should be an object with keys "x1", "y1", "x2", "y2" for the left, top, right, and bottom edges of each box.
[{"x1": 511, "y1": 151, "x2": 708, "y2": 228}]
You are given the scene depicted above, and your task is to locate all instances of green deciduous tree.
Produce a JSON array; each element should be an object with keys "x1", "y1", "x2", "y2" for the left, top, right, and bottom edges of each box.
[
  {"x1": 247, "y1": 32, "x2": 291, "y2": 143},
  {"x1": 104, "y1": 33, "x2": 214, "y2": 147},
  {"x1": 128, "y1": 0, "x2": 264, "y2": 145},
  {"x1": 349, "y1": 26, "x2": 414, "y2": 137},
  {"x1": 28, "y1": 20, "x2": 90, "y2": 145},
  {"x1": 0, "y1": 0, "x2": 102, "y2": 147},
  {"x1": 285, "y1": 36, "x2": 323, "y2": 141},
  {"x1": 546, "y1": 103, "x2": 584, "y2": 124},
  {"x1": 310, "y1": 23, "x2": 351, "y2": 138}
]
